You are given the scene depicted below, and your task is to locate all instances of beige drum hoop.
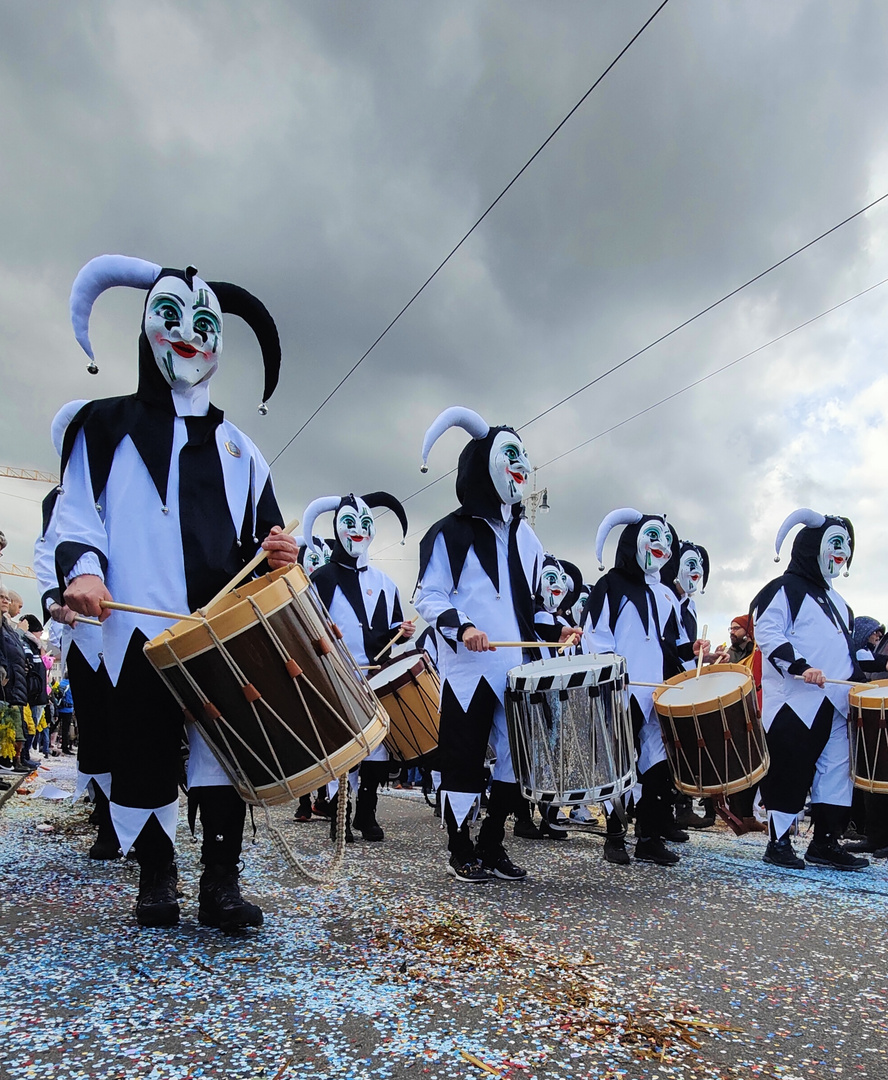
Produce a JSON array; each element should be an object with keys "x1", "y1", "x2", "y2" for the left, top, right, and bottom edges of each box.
[
  {"x1": 368, "y1": 650, "x2": 440, "y2": 762},
  {"x1": 848, "y1": 680, "x2": 888, "y2": 794},
  {"x1": 144, "y1": 564, "x2": 388, "y2": 805},
  {"x1": 652, "y1": 664, "x2": 768, "y2": 797}
]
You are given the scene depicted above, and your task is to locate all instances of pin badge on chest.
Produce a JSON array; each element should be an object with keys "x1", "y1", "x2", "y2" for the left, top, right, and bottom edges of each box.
[{"x1": 224, "y1": 440, "x2": 241, "y2": 458}]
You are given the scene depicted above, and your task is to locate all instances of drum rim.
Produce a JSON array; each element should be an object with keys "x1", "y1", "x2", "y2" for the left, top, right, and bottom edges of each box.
[
  {"x1": 367, "y1": 649, "x2": 430, "y2": 692},
  {"x1": 849, "y1": 677, "x2": 888, "y2": 705},
  {"x1": 506, "y1": 651, "x2": 626, "y2": 690},
  {"x1": 652, "y1": 662, "x2": 753, "y2": 716},
  {"x1": 144, "y1": 564, "x2": 311, "y2": 666}
]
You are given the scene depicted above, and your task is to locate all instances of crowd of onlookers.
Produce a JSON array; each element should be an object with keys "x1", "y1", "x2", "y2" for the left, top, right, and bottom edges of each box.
[{"x1": 0, "y1": 582, "x2": 76, "y2": 790}]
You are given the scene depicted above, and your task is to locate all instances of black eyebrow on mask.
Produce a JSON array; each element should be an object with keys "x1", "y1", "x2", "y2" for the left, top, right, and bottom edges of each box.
[{"x1": 150, "y1": 293, "x2": 184, "y2": 308}]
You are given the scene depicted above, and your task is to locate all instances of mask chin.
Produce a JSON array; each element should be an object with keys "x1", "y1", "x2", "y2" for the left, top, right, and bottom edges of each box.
[{"x1": 489, "y1": 429, "x2": 531, "y2": 505}]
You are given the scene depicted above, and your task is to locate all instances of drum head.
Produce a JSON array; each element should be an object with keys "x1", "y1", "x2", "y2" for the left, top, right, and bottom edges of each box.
[
  {"x1": 851, "y1": 679, "x2": 888, "y2": 704},
  {"x1": 658, "y1": 670, "x2": 748, "y2": 707},
  {"x1": 507, "y1": 652, "x2": 625, "y2": 693},
  {"x1": 368, "y1": 652, "x2": 424, "y2": 691}
]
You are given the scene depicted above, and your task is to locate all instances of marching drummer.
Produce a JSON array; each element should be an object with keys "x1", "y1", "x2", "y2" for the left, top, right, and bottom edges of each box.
[
  {"x1": 54, "y1": 255, "x2": 300, "y2": 930},
  {"x1": 584, "y1": 509, "x2": 709, "y2": 867},
  {"x1": 532, "y1": 553, "x2": 586, "y2": 840},
  {"x1": 752, "y1": 509, "x2": 872, "y2": 872},
  {"x1": 414, "y1": 406, "x2": 578, "y2": 885},
  {"x1": 302, "y1": 493, "x2": 414, "y2": 843}
]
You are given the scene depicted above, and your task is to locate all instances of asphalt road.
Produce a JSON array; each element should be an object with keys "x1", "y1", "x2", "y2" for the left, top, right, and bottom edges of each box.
[{"x1": 2, "y1": 759, "x2": 886, "y2": 1080}]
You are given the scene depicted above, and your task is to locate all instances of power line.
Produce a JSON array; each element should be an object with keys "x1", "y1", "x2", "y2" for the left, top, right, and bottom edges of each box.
[
  {"x1": 535, "y1": 274, "x2": 888, "y2": 470},
  {"x1": 384, "y1": 191, "x2": 888, "y2": 514},
  {"x1": 372, "y1": 273, "x2": 888, "y2": 555},
  {"x1": 270, "y1": 0, "x2": 672, "y2": 466},
  {"x1": 521, "y1": 190, "x2": 888, "y2": 430}
]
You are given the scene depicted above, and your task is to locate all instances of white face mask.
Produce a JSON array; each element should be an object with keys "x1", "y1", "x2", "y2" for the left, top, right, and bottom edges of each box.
[
  {"x1": 303, "y1": 540, "x2": 331, "y2": 576},
  {"x1": 489, "y1": 430, "x2": 531, "y2": 505},
  {"x1": 677, "y1": 549, "x2": 704, "y2": 595},
  {"x1": 571, "y1": 587, "x2": 589, "y2": 626},
  {"x1": 818, "y1": 525, "x2": 851, "y2": 583},
  {"x1": 540, "y1": 564, "x2": 570, "y2": 614},
  {"x1": 335, "y1": 499, "x2": 375, "y2": 559},
  {"x1": 636, "y1": 519, "x2": 673, "y2": 575},
  {"x1": 145, "y1": 275, "x2": 222, "y2": 389}
]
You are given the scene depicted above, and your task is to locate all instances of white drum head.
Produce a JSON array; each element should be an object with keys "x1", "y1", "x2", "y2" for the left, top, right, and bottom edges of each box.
[
  {"x1": 659, "y1": 670, "x2": 749, "y2": 706},
  {"x1": 507, "y1": 652, "x2": 625, "y2": 693},
  {"x1": 368, "y1": 653, "x2": 422, "y2": 691},
  {"x1": 854, "y1": 683, "x2": 888, "y2": 702}
]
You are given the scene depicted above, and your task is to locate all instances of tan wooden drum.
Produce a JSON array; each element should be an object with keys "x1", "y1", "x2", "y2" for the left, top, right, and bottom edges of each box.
[
  {"x1": 653, "y1": 664, "x2": 769, "y2": 797},
  {"x1": 144, "y1": 564, "x2": 388, "y2": 806},
  {"x1": 848, "y1": 680, "x2": 888, "y2": 794},
  {"x1": 368, "y1": 649, "x2": 440, "y2": 761}
]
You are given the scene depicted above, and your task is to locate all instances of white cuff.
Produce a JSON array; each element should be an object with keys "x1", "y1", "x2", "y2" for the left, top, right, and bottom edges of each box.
[{"x1": 65, "y1": 553, "x2": 105, "y2": 586}]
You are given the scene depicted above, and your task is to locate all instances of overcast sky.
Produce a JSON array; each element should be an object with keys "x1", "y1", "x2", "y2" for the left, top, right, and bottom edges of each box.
[{"x1": 2, "y1": 0, "x2": 888, "y2": 643}]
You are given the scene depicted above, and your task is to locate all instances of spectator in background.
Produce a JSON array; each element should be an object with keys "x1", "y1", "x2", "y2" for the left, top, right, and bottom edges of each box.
[
  {"x1": 0, "y1": 583, "x2": 35, "y2": 771},
  {"x1": 54, "y1": 676, "x2": 74, "y2": 756}
]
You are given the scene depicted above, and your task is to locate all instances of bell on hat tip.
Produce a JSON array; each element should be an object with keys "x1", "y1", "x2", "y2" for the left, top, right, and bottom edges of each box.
[
  {"x1": 843, "y1": 569, "x2": 850, "y2": 577},
  {"x1": 774, "y1": 556, "x2": 781, "y2": 563},
  {"x1": 598, "y1": 563, "x2": 605, "y2": 572},
  {"x1": 87, "y1": 361, "x2": 99, "y2": 375},
  {"x1": 419, "y1": 464, "x2": 429, "y2": 474},
  {"x1": 258, "y1": 401, "x2": 268, "y2": 416}
]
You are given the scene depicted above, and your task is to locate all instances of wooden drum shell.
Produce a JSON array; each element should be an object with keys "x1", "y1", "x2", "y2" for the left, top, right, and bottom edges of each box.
[
  {"x1": 652, "y1": 664, "x2": 769, "y2": 797},
  {"x1": 848, "y1": 680, "x2": 888, "y2": 794},
  {"x1": 144, "y1": 565, "x2": 388, "y2": 805},
  {"x1": 369, "y1": 650, "x2": 440, "y2": 762}
]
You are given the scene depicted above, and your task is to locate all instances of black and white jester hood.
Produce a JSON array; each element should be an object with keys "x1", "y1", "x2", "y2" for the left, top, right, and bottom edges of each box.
[
  {"x1": 537, "y1": 554, "x2": 584, "y2": 617},
  {"x1": 295, "y1": 535, "x2": 333, "y2": 576},
  {"x1": 420, "y1": 406, "x2": 531, "y2": 521},
  {"x1": 662, "y1": 540, "x2": 710, "y2": 599},
  {"x1": 302, "y1": 493, "x2": 408, "y2": 571},
  {"x1": 61, "y1": 255, "x2": 283, "y2": 512},
  {"x1": 752, "y1": 509, "x2": 855, "y2": 625},
  {"x1": 587, "y1": 508, "x2": 677, "y2": 636}
]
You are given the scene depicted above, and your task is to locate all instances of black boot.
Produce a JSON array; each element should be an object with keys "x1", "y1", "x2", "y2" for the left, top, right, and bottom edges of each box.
[
  {"x1": 136, "y1": 862, "x2": 180, "y2": 928},
  {"x1": 88, "y1": 787, "x2": 120, "y2": 859},
  {"x1": 513, "y1": 794, "x2": 542, "y2": 839},
  {"x1": 807, "y1": 802, "x2": 869, "y2": 871},
  {"x1": 603, "y1": 806, "x2": 630, "y2": 865},
  {"x1": 762, "y1": 834, "x2": 805, "y2": 870},
  {"x1": 634, "y1": 837, "x2": 680, "y2": 866},
  {"x1": 353, "y1": 762, "x2": 385, "y2": 841},
  {"x1": 538, "y1": 801, "x2": 569, "y2": 841},
  {"x1": 198, "y1": 865, "x2": 263, "y2": 930}
]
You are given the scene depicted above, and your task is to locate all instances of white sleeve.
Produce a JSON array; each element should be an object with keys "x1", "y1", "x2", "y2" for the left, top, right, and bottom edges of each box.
[
  {"x1": 414, "y1": 532, "x2": 472, "y2": 643},
  {"x1": 52, "y1": 430, "x2": 108, "y2": 585},
  {"x1": 583, "y1": 594, "x2": 616, "y2": 654},
  {"x1": 754, "y1": 588, "x2": 808, "y2": 674}
]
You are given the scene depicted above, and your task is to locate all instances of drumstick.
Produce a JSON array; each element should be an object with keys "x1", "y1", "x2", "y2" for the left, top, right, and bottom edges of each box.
[
  {"x1": 358, "y1": 665, "x2": 382, "y2": 672},
  {"x1": 373, "y1": 628, "x2": 405, "y2": 662},
  {"x1": 74, "y1": 616, "x2": 103, "y2": 627},
  {"x1": 793, "y1": 675, "x2": 867, "y2": 686},
  {"x1": 99, "y1": 600, "x2": 203, "y2": 623},
  {"x1": 202, "y1": 516, "x2": 301, "y2": 614},
  {"x1": 695, "y1": 624, "x2": 709, "y2": 678},
  {"x1": 630, "y1": 680, "x2": 682, "y2": 689},
  {"x1": 487, "y1": 641, "x2": 561, "y2": 649}
]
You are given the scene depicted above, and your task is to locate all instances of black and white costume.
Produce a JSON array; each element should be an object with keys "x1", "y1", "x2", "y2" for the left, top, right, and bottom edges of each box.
[
  {"x1": 302, "y1": 493, "x2": 410, "y2": 841},
  {"x1": 583, "y1": 508, "x2": 692, "y2": 866},
  {"x1": 752, "y1": 509, "x2": 869, "y2": 870},
  {"x1": 414, "y1": 407, "x2": 545, "y2": 881},
  {"x1": 663, "y1": 541, "x2": 709, "y2": 669},
  {"x1": 51, "y1": 254, "x2": 287, "y2": 927}
]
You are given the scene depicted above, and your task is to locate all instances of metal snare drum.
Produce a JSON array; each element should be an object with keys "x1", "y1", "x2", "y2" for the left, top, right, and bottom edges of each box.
[{"x1": 505, "y1": 653, "x2": 634, "y2": 805}]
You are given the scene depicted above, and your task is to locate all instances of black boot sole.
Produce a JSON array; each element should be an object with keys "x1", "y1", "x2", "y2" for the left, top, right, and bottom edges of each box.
[
  {"x1": 136, "y1": 904, "x2": 180, "y2": 928},
  {"x1": 198, "y1": 907, "x2": 264, "y2": 931}
]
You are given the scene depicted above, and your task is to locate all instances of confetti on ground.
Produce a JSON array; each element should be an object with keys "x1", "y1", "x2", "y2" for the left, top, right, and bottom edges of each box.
[{"x1": 2, "y1": 757, "x2": 886, "y2": 1079}]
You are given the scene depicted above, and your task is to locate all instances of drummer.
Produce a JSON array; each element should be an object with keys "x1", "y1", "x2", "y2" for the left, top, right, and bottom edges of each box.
[
  {"x1": 54, "y1": 255, "x2": 300, "y2": 930},
  {"x1": 532, "y1": 553, "x2": 585, "y2": 840},
  {"x1": 301, "y1": 493, "x2": 415, "y2": 842},
  {"x1": 752, "y1": 509, "x2": 870, "y2": 871},
  {"x1": 414, "y1": 406, "x2": 578, "y2": 884},
  {"x1": 584, "y1": 509, "x2": 709, "y2": 867},
  {"x1": 662, "y1": 540, "x2": 717, "y2": 831}
]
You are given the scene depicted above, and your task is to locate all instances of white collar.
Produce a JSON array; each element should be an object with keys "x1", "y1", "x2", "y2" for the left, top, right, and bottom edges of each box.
[{"x1": 172, "y1": 382, "x2": 211, "y2": 417}]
